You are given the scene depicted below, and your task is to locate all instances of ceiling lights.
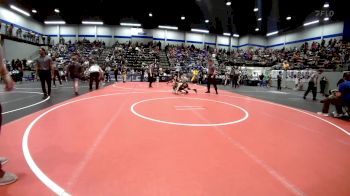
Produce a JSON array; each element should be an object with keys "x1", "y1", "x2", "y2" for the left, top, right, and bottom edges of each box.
[
  {"x1": 254, "y1": 8, "x2": 259, "y2": 12},
  {"x1": 303, "y1": 20, "x2": 319, "y2": 26},
  {"x1": 44, "y1": 21, "x2": 66, "y2": 25},
  {"x1": 323, "y1": 2, "x2": 329, "y2": 8},
  {"x1": 226, "y1": 1, "x2": 231, "y2": 6},
  {"x1": 286, "y1": 16, "x2": 291, "y2": 20},
  {"x1": 266, "y1": 31, "x2": 278, "y2": 37},
  {"x1": 205, "y1": 19, "x2": 209, "y2": 23},
  {"x1": 257, "y1": 18, "x2": 262, "y2": 21},
  {"x1": 10, "y1": 5, "x2": 30, "y2": 17},
  {"x1": 82, "y1": 21, "x2": 104, "y2": 25},
  {"x1": 158, "y1": 25, "x2": 178, "y2": 30},
  {"x1": 191, "y1": 29, "x2": 209, "y2": 33},
  {"x1": 54, "y1": 8, "x2": 60, "y2": 13},
  {"x1": 324, "y1": 17, "x2": 329, "y2": 21},
  {"x1": 149, "y1": 13, "x2": 153, "y2": 17},
  {"x1": 120, "y1": 23, "x2": 142, "y2": 27},
  {"x1": 181, "y1": 16, "x2": 185, "y2": 20},
  {"x1": 255, "y1": 28, "x2": 259, "y2": 31},
  {"x1": 223, "y1": 33, "x2": 231, "y2": 36},
  {"x1": 32, "y1": 9, "x2": 37, "y2": 14},
  {"x1": 233, "y1": 34, "x2": 239, "y2": 38}
]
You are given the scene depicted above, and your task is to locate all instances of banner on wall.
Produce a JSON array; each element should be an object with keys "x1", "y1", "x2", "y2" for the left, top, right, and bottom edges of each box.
[{"x1": 270, "y1": 70, "x2": 317, "y2": 81}]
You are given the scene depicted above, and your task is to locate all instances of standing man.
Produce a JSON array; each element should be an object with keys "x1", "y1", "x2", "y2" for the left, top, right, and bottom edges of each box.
[
  {"x1": 205, "y1": 59, "x2": 218, "y2": 94},
  {"x1": 277, "y1": 71, "x2": 282, "y2": 91},
  {"x1": 148, "y1": 62, "x2": 155, "y2": 88},
  {"x1": 88, "y1": 61, "x2": 103, "y2": 91},
  {"x1": 67, "y1": 56, "x2": 82, "y2": 95},
  {"x1": 36, "y1": 48, "x2": 54, "y2": 99},
  {"x1": 304, "y1": 70, "x2": 321, "y2": 100},
  {"x1": 52, "y1": 57, "x2": 62, "y2": 87},
  {"x1": 0, "y1": 45, "x2": 17, "y2": 185}
]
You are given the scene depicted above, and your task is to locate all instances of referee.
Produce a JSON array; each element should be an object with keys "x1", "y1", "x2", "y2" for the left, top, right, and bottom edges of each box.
[
  {"x1": 205, "y1": 59, "x2": 218, "y2": 94},
  {"x1": 36, "y1": 48, "x2": 54, "y2": 99}
]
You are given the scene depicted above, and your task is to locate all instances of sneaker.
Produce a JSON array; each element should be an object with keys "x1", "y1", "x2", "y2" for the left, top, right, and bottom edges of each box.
[
  {"x1": 0, "y1": 172, "x2": 17, "y2": 186},
  {"x1": 303, "y1": 96, "x2": 306, "y2": 99},
  {"x1": 75, "y1": 92, "x2": 79, "y2": 96},
  {"x1": 193, "y1": 89, "x2": 197, "y2": 94},
  {"x1": 0, "y1": 157, "x2": 8, "y2": 165},
  {"x1": 317, "y1": 112, "x2": 329, "y2": 116},
  {"x1": 42, "y1": 95, "x2": 48, "y2": 100},
  {"x1": 205, "y1": 91, "x2": 210, "y2": 93},
  {"x1": 216, "y1": 91, "x2": 218, "y2": 95},
  {"x1": 333, "y1": 112, "x2": 344, "y2": 118}
]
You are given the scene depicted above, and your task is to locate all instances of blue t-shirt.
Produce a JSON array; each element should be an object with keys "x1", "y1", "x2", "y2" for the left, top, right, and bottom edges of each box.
[{"x1": 339, "y1": 80, "x2": 350, "y2": 102}]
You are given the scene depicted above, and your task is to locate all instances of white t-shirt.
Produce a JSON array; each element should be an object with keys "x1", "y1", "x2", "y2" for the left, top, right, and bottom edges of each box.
[{"x1": 89, "y1": 65, "x2": 100, "y2": 73}]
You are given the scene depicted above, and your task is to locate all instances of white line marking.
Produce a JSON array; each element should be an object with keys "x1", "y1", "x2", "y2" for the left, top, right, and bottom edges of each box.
[
  {"x1": 218, "y1": 94, "x2": 350, "y2": 136},
  {"x1": 175, "y1": 108, "x2": 206, "y2": 110},
  {"x1": 1, "y1": 92, "x2": 49, "y2": 115},
  {"x1": 218, "y1": 130, "x2": 304, "y2": 195},
  {"x1": 21, "y1": 88, "x2": 350, "y2": 195},
  {"x1": 189, "y1": 108, "x2": 304, "y2": 195},
  {"x1": 66, "y1": 100, "x2": 127, "y2": 189},
  {"x1": 174, "y1": 106, "x2": 203, "y2": 108},
  {"x1": 131, "y1": 97, "x2": 249, "y2": 127},
  {"x1": 22, "y1": 91, "x2": 149, "y2": 196}
]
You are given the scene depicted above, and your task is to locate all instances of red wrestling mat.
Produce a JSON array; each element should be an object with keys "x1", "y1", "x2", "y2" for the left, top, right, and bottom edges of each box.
[{"x1": 0, "y1": 82, "x2": 350, "y2": 196}]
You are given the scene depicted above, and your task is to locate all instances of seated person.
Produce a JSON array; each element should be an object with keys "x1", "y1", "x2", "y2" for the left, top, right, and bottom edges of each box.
[{"x1": 318, "y1": 72, "x2": 350, "y2": 117}]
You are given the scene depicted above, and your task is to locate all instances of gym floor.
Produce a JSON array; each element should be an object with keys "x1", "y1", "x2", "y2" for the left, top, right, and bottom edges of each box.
[{"x1": 0, "y1": 81, "x2": 349, "y2": 196}]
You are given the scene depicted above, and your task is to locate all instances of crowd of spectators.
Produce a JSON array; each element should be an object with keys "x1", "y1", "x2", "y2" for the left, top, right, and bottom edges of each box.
[
  {"x1": 216, "y1": 39, "x2": 350, "y2": 71},
  {"x1": 0, "y1": 22, "x2": 51, "y2": 45}
]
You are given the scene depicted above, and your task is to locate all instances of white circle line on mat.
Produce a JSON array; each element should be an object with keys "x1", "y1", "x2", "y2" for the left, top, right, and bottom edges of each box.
[
  {"x1": 1, "y1": 91, "x2": 48, "y2": 115},
  {"x1": 131, "y1": 97, "x2": 249, "y2": 127}
]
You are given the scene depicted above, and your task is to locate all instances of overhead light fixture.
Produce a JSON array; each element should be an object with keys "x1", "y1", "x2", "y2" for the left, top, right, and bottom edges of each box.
[
  {"x1": 324, "y1": 17, "x2": 329, "y2": 21},
  {"x1": 181, "y1": 16, "x2": 185, "y2": 20},
  {"x1": 191, "y1": 28, "x2": 209, "y2": 33},
  {"x1": 223, "y1": 33, "x2": 231, "y2": 36},
  {"x1": 323, "y1": 2, "x2": 329, "y2": 8},
  {"x1": 158, "y1": 25, "x2": 178, "y2": 30},
  {"x1": 286, "y1": 16, "x2": 291, "y2": 20},
  {"x1": 120, "y1": 22, "x2": 142, "y2": 27},
  {"x1": 54, "y1": 8, "x2": 60, "y2": 13},
  {"x1": 257, "y1": 18, "x2": 262, "y2": 21},
  {"x1": 10, "y1": 5, "x2": 30, "y2": 17},
  {"x1": 233, "y1": 34, "x2": 239, "y2": 37},
  {"x1": 254, "y1": 8, "x2": 259, "y2": 12},
  {"x1": 255, "y1": 28, "x2": 259, "y2": 31},
  {"x1": 205, "y1": 19, "x2": 209, "y2": 23},
  {"x1": 303, "y1": 20, "x2": 319, "y2": 26},
  {"x1": 266, "y1": 31, "x2": 278, "y2": 36},
  {"x1": 226, "y1": 1, "x2": 231, "y2": 6},
  {"x1": 32, "y1": 9, "x2": 37, "y2": 13},
  {"x1": 82, "y1": 21, "x2": 104, "y2": 25},
  {"x1": 44, "y1": 21, "x2": 66, "y2": 25},
  {"x1": 149, "y1": 13, "x2": 153, "y2": 17}
]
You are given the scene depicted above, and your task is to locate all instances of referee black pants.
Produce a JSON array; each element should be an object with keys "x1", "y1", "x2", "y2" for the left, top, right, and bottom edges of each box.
[
  {"x1": 39, "y1": 70, "x2": 52, "y2": 96},
  {"x1": 90, "y1": 72, "x2": 100, "y2": 90},
  {"x1": 207, "y1": 74, "x2": 217, "y2": 93}
]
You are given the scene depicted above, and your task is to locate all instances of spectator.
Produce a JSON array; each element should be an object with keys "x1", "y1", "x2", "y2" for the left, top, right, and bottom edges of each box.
[{"x1": 318, "y1": 72, "x2": 350, "y2": 117}]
